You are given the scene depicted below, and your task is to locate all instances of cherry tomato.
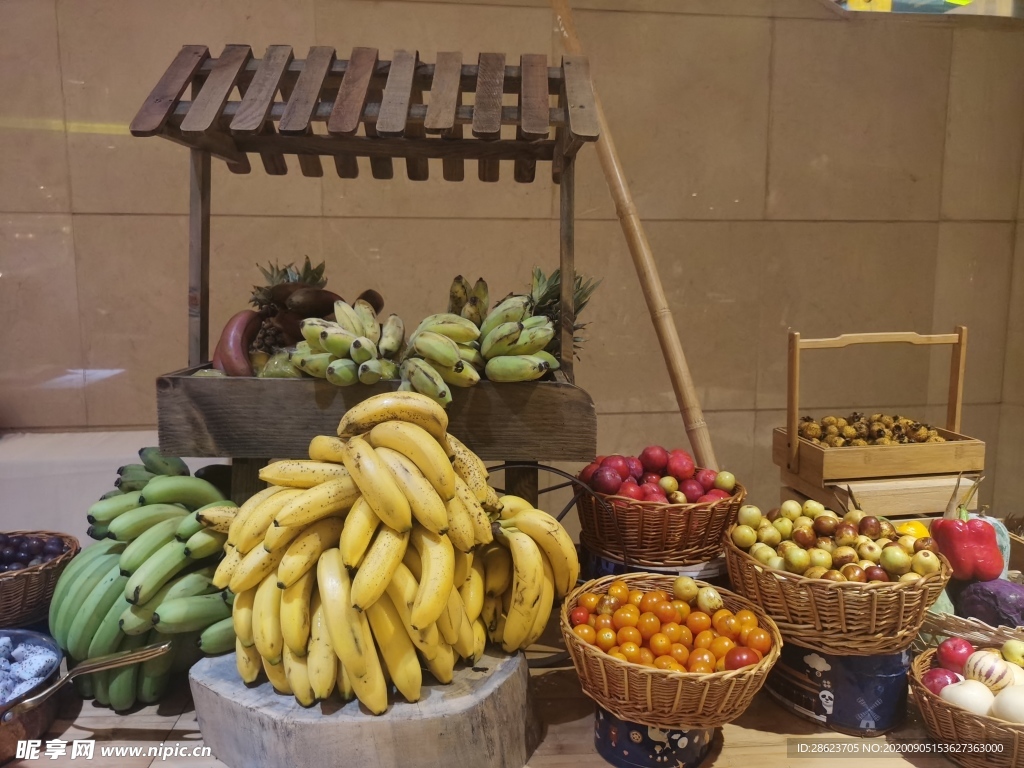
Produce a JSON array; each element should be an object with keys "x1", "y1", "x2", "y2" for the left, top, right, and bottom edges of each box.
[
  {"x1": 654, "y1": 601, "x2": 680, "y2": 625},
  {"x1": 670, "y1": 643, "x2": 690, "y2": 666},
  {"x1": 711, "y1": 609, "x2": 733, "y2": 627},
  {"x1": 649, "y1": 632, "x2": 672, "y2": 657},
  {"x1": 671, "y1": 600, "x2": 691, "y2": 622},
  {"x1": 578, "y1": 593, "x2": 600, "y2": 612},
  {"x1": 607, "y1": 581, "x2": 631, "y2": 603},
  {"x1": 597, "y1": 595, "x2": 621, "y2": 616},
  {"x1": 734, "y1": 609, "x2": 758, "y2": 630},
  {"x1": 608, "y1": 645, "x2": 620, "y2": 656},
  {"x1": 619, "y1": 641, "x2": 641, "y2": 663},
  {"x1": 638, "y1": 647, "x2": 655, "y2": 666},
  {"x1": 710, "y1": 636, "x2": 735, "y2": 661},
  {"x1": 637, "y1": 612, "x2": 661, "y2": 641},
  {"x1": 694, "y1": 629, "x2": 716, "y2": 650},
  {"x1": 609, "y1": 651, "x2": 628, "y2": 662},
  {"x1": 648, "y1": 589, "x2": 670, "y2": 603},
  {"x1": 686, "y1": 612, "x2": 711, "y2": 634},
  {"x1": 594, "y1": 614, "x2": 615, "y2": 631},
  {"x1": 661, "y1": 622, "x2": 683, "y2": 644},
  {"x1": 596, "y1": 627, "x2": 618, "y2": 651},
  {"x1": 724, "y1": 646, "x2": 760, "y2": 670},
  {"x1": 587, "y1": 614, "x2": 598, "y2": 628},
  {"x1": 573, "y1": 624, "x2": 596, "y2": 644},
  {"x1": 739, "y1": 626, "x2": 752, "y2": 644},
  {"x1": 627, "y1": 589, "x2": 645, "y2": 607},
  {"x1": 639, "y1": 592, "x2": 665, "y2": 614},
  {"x1": 612, "y1": 606, "x2": 639, "y2": 630},
  {"x1": 715, "y1": 615, "x2": 741, "y2": 642},
  {"x1": 676, "y1": 626, "x2": 694, "y2": 649},
  {"x1": 715, "y1": 656, "x2": 727, "y2": 672},
  {"x1": 654, "y1": 655, "x2": 681, "y2": 671},
  {"x1": 689, "y1": 661, "x2": 715, "y2": 674},
  {"x1": 617, "y1": 626, "x2": 642, "y2": 647},
  {"x1": 746, "y1": 628, "x2": 773, "y2": 655},
  {"x1": 570, "y1": 606, "x2": 591, "y2": 627},
  {"x1": 689, "y1": 648, "x2": 715, "y2": 669}
]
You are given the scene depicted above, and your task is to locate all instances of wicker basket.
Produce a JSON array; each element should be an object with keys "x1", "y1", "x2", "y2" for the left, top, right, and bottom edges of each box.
[
  {"x1": 576, "y1": 481, "x2": 746, "y2": 568},
  {"x1": 0, "y1": 531, "x2": 79, "y2": 627},
  {"x1": 911, "y1": 646, "x2": 1024, "y2": 768},
  {"x1": 915, "y1": 572, "x2": 1024, "y2": 651},
  {"x1": 559, "y1": 572, "x2": 781, "y2": 729},
  {"x1": 723, "y1": 527, "x2": 950, "y2": 656}
]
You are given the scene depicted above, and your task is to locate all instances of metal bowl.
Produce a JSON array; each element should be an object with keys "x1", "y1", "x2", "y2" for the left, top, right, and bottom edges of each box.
[{"x1": 0, "y1": 630, "x2": 63, "y2": 765}]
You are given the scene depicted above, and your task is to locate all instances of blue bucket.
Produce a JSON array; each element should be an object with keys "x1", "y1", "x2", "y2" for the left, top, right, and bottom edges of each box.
[
  {"x1": 594, "y1": 706, "x2": 713, "y2": 768},
  {"x1": 764, "y1": 642, "x2": 911, "y2": 736},
  {"x1": 579, "y1": 544, "x2": 727, "y2": 584}
]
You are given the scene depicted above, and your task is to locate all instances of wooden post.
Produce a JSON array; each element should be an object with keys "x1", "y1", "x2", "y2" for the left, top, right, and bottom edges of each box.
[
  {"x1": 506, "y1": 463, "x2": 539, "y2": 507},
  {"x1": 188, "y1": 149, "x2": 211, "y2": 367},
  {"x1": 551, "y1": 0, "x2": 718, "y2": 470},
  {"x1": 558, "y1": 155, "x2": 576, "y2": 382},
  {"x1": 787, "y1": 331, "x2": 801, "y2": 473},
  {"x1": 230, "y1": 458, "x2": 266, "y2": 506},
  {"x1": 947, "y1": 325, "x2": 968, "y2": 433}
]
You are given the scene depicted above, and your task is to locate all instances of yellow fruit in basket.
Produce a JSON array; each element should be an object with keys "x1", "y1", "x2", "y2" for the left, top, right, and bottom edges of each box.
[
  {"x1": 607, "y1": 581, "x2": 630, "y2": 602},
  {"x1": 912, "y1": 550, "x2": 941, "y2": 576},
  {"x1": 1003, "y1": 640, "x2": 1024, "y2": 667},
  {"x1": 696, "y1": 586, "x2": 723, "y2": 615},
  {"x1": 757, "y1": 526, "x2": 781, "y2": 547},
  {"x1": 779, "y1": 500, "x2": 802, "y2": 520},
  {"x1": 736, "y1": 505, "x2": 762, "y2": 528},
  {"x1": 731, "y1": 525, "x2": 757, "y2": 549},
  {"x1": 672, "y1": 576, "x2": 698, "y2": 603}
]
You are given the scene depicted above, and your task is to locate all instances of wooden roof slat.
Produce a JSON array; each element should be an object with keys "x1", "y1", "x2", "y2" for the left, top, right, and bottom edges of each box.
[
  {"x1": 180, "y1": 44, "x2": 252, "y2": 135},
  {"x1": 424, "y1": 52, "x2": 462, "y2": 135},
  {"x1": 230, "y1": 45, "x2": 293, "y2": 134},
  {"x1": 131, "y1": 45, "x2": 209, "y2": 137},
  {"x1": 519, "y1": 54, "x2": 550, "y2": 141},
  {"x1": 377, "y1": 50, "x2": 418, "y2": 138},
  {"x1": 405, "y1": 60, "x2": 429, "y2": 180},
  {"x1": 328, "y1": 47, "x2": 377, "y2": 136},
  {"x1": 280, "y1": 46, "x2": 335, "y2": 135},
  {"x1": 562, "y1": 55, "x2": 600, "y2": 141},
  {"x1": 472, "y1": 53, "x2": 505, "y2": 140}
]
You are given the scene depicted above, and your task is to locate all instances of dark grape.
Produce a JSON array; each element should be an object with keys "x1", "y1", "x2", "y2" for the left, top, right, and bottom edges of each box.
[
  {"x1": 42, "y1": 552, "x2": 60, "y2": 563},
  {"x1": 0, "y1": 546, "x2": 15, "y2": 563},
  {"x1": 28, "y1": 557, "x2": 43, "y2": 567},
  {"x1": 43, "y1": 539, "x2": 63, "y2": 555},
  {"x1": 17, "y1": 543, "x2": 31, "y2": 556},
  {"x1": 26, "y1": 537, "x2": 44, "y2": 555},
  {"x1": 5, "y1": 562, "x2": 25, "y2": 572},
  {"x1": 10, "y1": 536, "x2": 25, "y2": 548}
]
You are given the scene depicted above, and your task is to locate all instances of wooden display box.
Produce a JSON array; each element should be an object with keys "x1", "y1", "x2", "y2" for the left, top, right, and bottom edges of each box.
[
  {"x1": 157, "y1": 366, "x2": 596, "y2": 461},
  {"x1": 780, "y1": 479, "x2": 979, "y2": 519}
]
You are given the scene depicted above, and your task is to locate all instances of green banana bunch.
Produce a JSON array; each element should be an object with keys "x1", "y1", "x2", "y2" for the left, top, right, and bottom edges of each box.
[
  {"x1": 484, "y1": 355, "x2": 550, "y2": 383},
  {"x1": 401, "y1": 359, "x2": 452, "y2": 406},
  {"x1": 378, "y1": 314, "x2": 405, "y2": 359},
  {"x1": 447, "y1": 275, "x2": 472, "y2": 315},
  {"x1": 479, "y1": 295, "x2": 531, "y2": 340},
  {"x1": 139, "y1": 447, "x2": 189, "y2": 477},
  {"x1": 326, "y1": 358, "x2": 359, "y2": 387}
]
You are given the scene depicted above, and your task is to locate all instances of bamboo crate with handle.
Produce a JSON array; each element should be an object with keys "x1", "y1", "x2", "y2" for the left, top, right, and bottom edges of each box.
[{"x1": 772, "y1": 327, "x2": 985, "y2": 518}]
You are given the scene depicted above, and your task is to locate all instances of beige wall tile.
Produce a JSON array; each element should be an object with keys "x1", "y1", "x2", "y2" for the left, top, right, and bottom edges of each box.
[
  {"x1": 0, "y1": 0, "x2": 70, "y2": 213},
  {"x1": 922, "y1": 402, "x2": 1000, "y2": 507},
  {"x1": 996, "y1": 404, "x2": 1023, "y2": 513},
  {"x1": 573, "y1": 221, "x2": 764, "y2": 413},
  {"x1": 753, "y1": 409, "x2": 786, "y2": 511},
  {"x1": 756, "y1": 222, "x2": 939, "y2": 410},
  {"x1": 56, "y1": 0, "x2": 319, "y2": 216},
  {"x1": 942, "y1": 27, "x2": 1024, "y2": 221},
  {"x1": 74, "y1": 214, "x2": 188, "y2": 426},
  {"x1": 927, "y1": 223, "x2": 1013, "y2": 406},
  {"x1": 0, "y1": 214, "x2": 86, "y2": 427},
  {"x1": 768, "y1": 19, "x2": 951, "y2": 220},
  {"x1": 316, "y1": 0, "x2": 555, "y2": 219},
  {"x1": 569, "y1": 10, "x2": 771, "y2": 220},
  {"x1": 1004, "y1": 229, "x2": 1024, "y2": 405}
]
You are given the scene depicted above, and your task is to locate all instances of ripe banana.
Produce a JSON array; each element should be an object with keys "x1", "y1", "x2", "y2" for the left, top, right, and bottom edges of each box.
[
  {"x1": 433, "y1": 360, "x2": 480, "y2": 388},
  {"x1": 118, "y1": 516, "x2": 183, "y2": 575},
  {"x1": 353, "y1": 299, "x2": 381, "y2": 344},
  {"x1": 497, "y1": 495, "x2": 534, "y2": 517},
  {"x1": 252, "y1": 572, "x2": 284, "y2": 665},
  {"x1": 333, "y1": 300, "x2": 364, "y2": 337},
  {"x1": 87, "y1": 491, "x2": 143, "y2": 525},
  {"x1": 307, "y1": 435, "x2": 347, "y2": 463},
  {"x1": 138, "y1": 475, "x2": 225, "y2": 509},
  {"x1": 374, "y1": 447, "x2": 448, "y2": 536},
  {"x1": 424, "y1": 640, "x2": 455, "y2": 684},
  {"x1": 212, "y1": 546, "x2": 243, "y2": 590},
  {"x1": 139, "y1": 446, "x2": 190, "y2": 477},
  {"x1": 280, "y1": 569, "x2": 316, "y2": 656},
  {"x1": 340, "y1": 497, "x2": 380, "y2": 570},
  {"x1": 124, "y1": 540, "x2": 190, "y2": 605},
  {"x1": 415, "y1": 313, "x2": 480, "y2": 344},
  {"x1": 435, "y1": 585, "x2": 462, "y2": 646},
  {"x1": 411, "y1": 330, "x2": 462, "y2": 368},
  {"x1": 500, "y1": 508, "x2": 579, "y2": 598},
  {"x1": 451, "y1": 590, "x2": 475, "y2": 660},
  {"x1": 306, "y1": 592, "x2": 337, "y2": 701},
  {"x1": 481, "y1": 594, "x2": 501, "y2": 638},
  {"x1": 195, "y1": 500, "x2": 238, "y2": 534},
  {"x1": 263, "y1": 522, "x2": 309, "y2": 554},
  {"x1": 274, "y1": 476, "x2": 360, "y2": 528},
  {"x1": 229, "y1": 543, "x2": 284, "y2": 594},
  {"x1": 366, "y1": 592, "x2": 421, "y2": 702},
  {"x1": 277, "y1": 517, "x2": 345, "y2": 589},
  {"x1": 444, "y1": 494, "x2": 475, "y2": 553},
  {"x1": 401, "y1": 358, "x2": 451, "y2": 406},
  {"x1": 229, "y1": 486, "x2": 286, "y2": 546},
  {"x1": 480, "y1": 295, "x2": 531, "y2": 340},
  {"x1": 453, "y1": 477, "x2": 494, "y2": 546},
  {"x1": 236, "y1": 637, "x2": 263, "y2": 683},
  {"x1": 453, "y1": 548, "x2": 471, "y2": 589},
  {"x1": 320, "y1": 326, "x2": 358, "y2": 358},
  {"x1": 350, "y1": 525, "x2": 409, "y2": 611},
  {"x1": 481, "y1": 485, "x2": 503, "y2": 516},
  {"x1": 259, "y1": 460, "x2": 350, "y2": 489},
  {"x1": 367, "y1": 421, "x2": 456, "y2": 501},
  {"x1": 120, "y1": 567, "x2": 217, "y2": 635},
  {"x1": 447, "y1": 276, "x2": 471, "y2": 316},
  {"x1": 317, "y1": 549, "x2": 368, "y2": 680},
  {"x1": 523, "y1": 551, "x2": 555, "y2": 648},
  {"x1": 66, "y1": 562, "x2": 129, "y2": 660},
  {"x1": 233, "y1": 586, "x2": 257, "y2": 647},
  {"x1": 498, "y1": 527, "x2": 545, "y2": 652},
  {"x1": 108, "y1": 504, "x2": 188, "y2": 542},
  {"x1": 326, "y1": 358, "x2": 359, "y2": 387},
  {"x1": 384, "y1": 563, "x2": 440, "y2": 661},
  {"x1": 471, "y1": 618, "x2": 487, "y2": 664},
  {"x1": 341, "y1": 436, "x2": 412, "y2": 532},
  {"x1": 184, "y1": 528, "x2": 227, "y2": 559},
  {"x1": 349, "y1": 613, "x2": 389, "y2": 715},
  {"x1": 336, "y1": 392, "x2": 451, "y2": 455},
  {"x1": 481, "y1": 321, "x2": 524, "y2": 360},
  {"x1": 235, "y1": 488, "x2": 304, "y2": 554},
  {"x1": 263, "y1": 653, "x2": 292, "y2": 694},
  {"x1": 484, "y1": 354, "x2": 549, "y2": 383},
  {"x1": 459, "y1": 558, "x2": 485, "y2": 623},
  {"x1": 409, "y1": 525, "x2": 455, "y2": 630},
  {"x1": 481, "y1": 543, "x2": 513, "y2": 597},
  {"x1": 154, "y1": 593, "x2": 232, "y2": 633},
  {"x1": 198, "y1": 616, "x2": 236, "y2": 654},
  {"x1": 283, "y1": 644, "x2": 316, "y2": 707},
  {"x1": 350, "y1": 337, "x2": 378, "y2": 365},
  {"x1": 378, "y1": 314, "x2": 405, "y2": 359},
  {"x1": 505, "y1": 323, "x2": 555, "y2": 356}
]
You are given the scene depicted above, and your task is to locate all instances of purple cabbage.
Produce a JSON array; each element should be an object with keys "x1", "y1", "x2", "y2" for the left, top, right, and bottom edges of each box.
[{"x1": 954, "y1": 579, "x2": 1024, "y2": 628}]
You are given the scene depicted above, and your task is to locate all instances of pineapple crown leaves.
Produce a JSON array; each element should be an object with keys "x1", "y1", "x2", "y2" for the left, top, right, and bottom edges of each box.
[
  {"x1": 250, "y1": 257, "x2": 328, "y2": 307},
  {"x1": 528, "y1": 266, "x2": 602, "y2": 359}
]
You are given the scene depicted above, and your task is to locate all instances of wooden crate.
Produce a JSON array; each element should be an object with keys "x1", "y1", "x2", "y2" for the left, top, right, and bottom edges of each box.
[{"x1": 780, "y1": 477, "x2": 979, "y2": 519}]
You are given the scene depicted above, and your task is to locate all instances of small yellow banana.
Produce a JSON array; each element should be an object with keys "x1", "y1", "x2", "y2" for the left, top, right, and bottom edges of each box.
[
  {"x1": 339, "y1": 497, "x2": 381, "y2": 570},
  {"x1": 236, "y1": 637, "x2": 262, "y2": 684},
  {"x1": 252, "y1": 572, "x2": 284, "y2": 665},
  {"x1": 350, "y1": 525, "x2": 409, "y2": 612},
  {"x1": 262, "y1": 654, "x2": 292, "y2": 694},
  {"x1": 498, "y1": 527, "x2": 545, "y2": 652},
  {"x1": 277, "y1": 517, "x2": 345, "y2": 589},
  {"x1": 384, "y1": 563, "x2": 440, "y2": 661},
  {"x1": 454, "y1": 477, "x2": 494, "y2": 546},
  {"x1": 348, "y1": 611, "x2": 389, "y2": 715},
  {"x1": 341, "y1": 436, "x2": 412, "y2": 532},
  {"x1": 307, "y1": 435, "x2": 348, "y2": 463},
  {"x1": 274, "y1": 476, "x2": 360, "y2": 528},
  {"x1": 443, "y1": 494, "x2": 476, "y2": 553},
  {"x1": 232, "y1": 586, "x2": 257, "y2": 647},
  {"x1": 459, "y1": 558, "x2": 485, "y2": 623},
  {"x1": 480, "y1": 542, "x2": 513, "y2": 597},
  {"x1": 448, "y1": 434, "x2": 491, "y2": 504},
  {"x1": 235, "y1": 489, "x2": 303, "y2": 555},
  {"x1": 366, "y1": 592, "x2": 422, "y2": 703},
  {"x1": 212, "y1": 546, "x2": 243, "y2": 590},
  {"x1": 280, "y1": 569, "x2": 316, "y2": 656},
  {"x1": 229, "y1": 486, "x2": 288, "y2": 548},
  {"x1": 283, "y1": 644, "x2": 316, "y2": 707},
  {"x1": 409, "y1": 525, "x2": 455, "y2": 630},
  {"x1": 337, "y1": 393, "x2": 451, "y2": 457},
  {"x1": 306, "y1": 592, "x2": 336, "y2": 701},
  {"x1": 373, "y1": 447, "x2": 449, "y2": 536},
  {"x1": 367, "y1": 421, "x2": 456, "y2": 501},
  {"x1": 317, "y1": 549, "x2": 367, "y2": 679},
  {"x1": 453, "y1": 548, "x2": 472, "y2": 588},
  {"x1": 435, "y1": 586, "x2": 463, "y2": 646},
  {"x1": 229, "y1": 545, "x2": 284, "y2": 595},
  {"x1": 259, "y1": 460, "x2": 351, "y2": 488},
  {"x1": 424, "y1": 640, "x2": 456, "y2": 684}
]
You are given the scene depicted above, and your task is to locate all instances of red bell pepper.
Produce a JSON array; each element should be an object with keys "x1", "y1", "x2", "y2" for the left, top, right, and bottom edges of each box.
[{"x1": 931, "y1": 508, "x2": 1003, "y2": 582}]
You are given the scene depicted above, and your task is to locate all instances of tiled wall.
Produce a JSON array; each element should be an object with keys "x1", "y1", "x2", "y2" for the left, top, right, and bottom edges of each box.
[{"x1": 1, "y1": 0, "x2": 1022, "y2": 513}]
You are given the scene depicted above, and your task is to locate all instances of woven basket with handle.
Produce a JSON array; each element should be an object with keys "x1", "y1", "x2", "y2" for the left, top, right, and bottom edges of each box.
[
  {"x1": 0, "y1": 531, "x2": 80, "y2": 627},
  {"x1": 723, "y1": 526, "x2": 950, "y2": 655},
  {"x1": 559, "y1": 572, "x2": 781, "y2": 729},
  {"x1": 911, "y1": 645, "x2": 1024, "y2": 768}
]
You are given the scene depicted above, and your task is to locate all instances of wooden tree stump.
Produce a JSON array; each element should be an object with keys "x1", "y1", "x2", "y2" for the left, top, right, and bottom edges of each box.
[{"x1": 189, "y1": 650, "x2": 542, "y2": 768}]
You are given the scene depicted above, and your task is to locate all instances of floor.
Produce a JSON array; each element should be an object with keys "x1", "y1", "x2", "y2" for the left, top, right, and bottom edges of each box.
[{"x1": 9, "y1": 642, "x2": 958, "y2": 768}]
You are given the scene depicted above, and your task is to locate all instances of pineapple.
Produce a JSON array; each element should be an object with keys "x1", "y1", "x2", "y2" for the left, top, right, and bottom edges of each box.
[
  {"x1": 249, "y1": 257, "x2": 328, "y2": 354},
  {"x1": 528, "y1": 266, "x2": 601, "y2": 359}
]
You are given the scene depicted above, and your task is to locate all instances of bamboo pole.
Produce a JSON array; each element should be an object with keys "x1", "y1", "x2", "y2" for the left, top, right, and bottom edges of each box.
[{"x1": 551, "y1": 0, "x2": 719, "y2": 469}]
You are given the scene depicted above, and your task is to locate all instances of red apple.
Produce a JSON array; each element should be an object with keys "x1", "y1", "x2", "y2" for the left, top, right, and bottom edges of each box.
[
  {"x1": 695, "y1": 468, "x2": 718, "y2": 492},
  {"x1": 921, "y1": 667, "x2": 959, "y2": 696},
  {"x1": 600, "y1": 455, "x2": 631, "y2": 481},
  {"x1": 641, "y1": 483, "x2": 668, "y2": 503},
  {"x1": 617, "y1": 480, "x2": 644, "y2": 501},
  {"x1": 680, "y1": 478, "x2": 704, "y2": 504},
  {"x1": 697, "y1": 494, "x2": 719, "y2": 504},
  {"x1": 705, "y1": 488, "x2": 731, "y2": 501},
  {"x1": 641, "y1": 472, "x2": 661, "y2": 486},
  {"x1": 579, "y1": 462, "x2": 600, "y2": 485},
  {"x1": 626, "y1": 457, "x2": 644, "y2": 479},
  {"x1": 638, "y1": 445, "x2": 669, "y2": 474},
  {"x1": 936, "y1": 637, "x2": 975, "y2": 675},
  {"x1": 666, "y1": 452, "x2": 695, "y2": 481},
  {"x1": 570, "y1": 606, "x2": 591, "y2": 627},
  {"x1": 595, "y1": 456, "x2": 606, "y2": 464},
  {"x1": 590, "y1": 467, "x2": 623, "y2": 496}
]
